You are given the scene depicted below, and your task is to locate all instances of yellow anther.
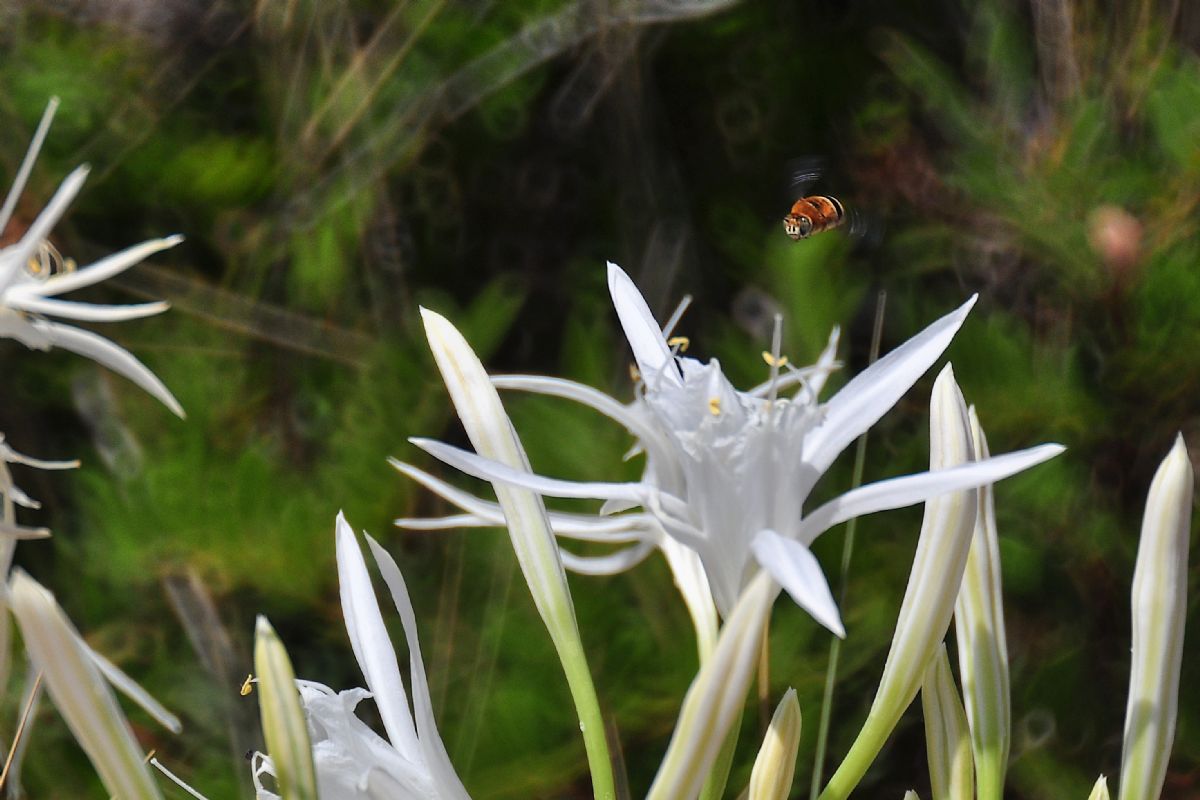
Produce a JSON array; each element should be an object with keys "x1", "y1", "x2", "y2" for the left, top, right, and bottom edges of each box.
[
  {"x1": 240, "y1": 674, "x2": 255, "y2": 696},
  {"x1": 667, "y1": 336, "x2": 690, "y2": 352},
  {"x1": 628, "y1": 363, "x2": 641, "y2": 382},
  {"x1": 708, "y1": 397, "x2": 721, "y2": 416},
  {"x1": 761, "y1": 351, "x2": 789, "y2": 368}
]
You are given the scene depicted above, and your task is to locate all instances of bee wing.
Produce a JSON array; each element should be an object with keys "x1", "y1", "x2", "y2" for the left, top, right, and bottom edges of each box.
[
  {"x1": 845, "y1": 206, "x2": 885, "y2": 248},
  {"x1": 784, "y1": 155, "x2": 826, "y2": 201}
]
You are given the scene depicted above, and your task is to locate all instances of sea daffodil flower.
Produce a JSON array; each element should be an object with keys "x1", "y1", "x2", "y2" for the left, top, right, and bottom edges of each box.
[
  {"x1": 405, "y1": 263, "x2": 1063, "y2": 637},
  {"x1": 255, "y1": 514, "x2": 470, "y2": 799},
  {"x1": 0, "y1": 99, "x2": 183, "y2": 417}
]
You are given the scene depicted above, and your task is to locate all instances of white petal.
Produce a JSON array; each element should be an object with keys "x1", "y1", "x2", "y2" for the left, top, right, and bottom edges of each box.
[
  {"x1": 410, "y1": 437, "x2": 650, "y2": 505},
  {"x1": 4, "y1": 167, "x2": 90, "y2": 284},
  {"x1": 802, "y1": 296, "x2": 976, "y2": 474},
  {"x1": 751, "y1": 529, "x2": 845, "y2": 638},
  {"x1": 31, "y1": 319, "x2": 185, "y2": 418},
  {"x1": 0, "y1": 98, "x2": 59, "y2": 240},
  {"x1": 491, "y1": 374, "x2": 668, "y2": 450},
  {"x1": 87, "y1": 647, "x2": 182, "y2": 733},
  {"x1": 607, "y1": 262, "x2": 680, "y2": 388},
  {"x1": 6, "y1": 295, "x2": 169, "y2": 322},
  {"x1": 7, "y1": 482, "x2": 41, "y2": 509},
  {"x1": 0, "y1": 438, "x2": 78, "y2": 470},
  {"x1": 334, "y1": 513, "x2": 421, "y2": 759},
  {"x1": 0, "y1": 521, "x2": 51, "y2": 539},
  {"x1": 797, "y1": 444, "x2": 1065, "y2": 545},
  {"x1": 365, "y1": 535, "x2": 471, "y2": 800},
  {"x1": 659, "y1": 537, "x2": 719, "y2": 661},
  {"x1": 807, "y1": 325, "x2": 842, "y2": 399},
  {"x1": 26, "y1": 235, "x2": 183, "y2": 298},
  {"x1": 394, "y1": 513, "x2": 498, "y2": 531},
  {"x1": 559, "y1": 540, "x2": 657, "y2": 575},
  {"x1": 391, "y1": 459, "x2": 651, "y2": 542}
]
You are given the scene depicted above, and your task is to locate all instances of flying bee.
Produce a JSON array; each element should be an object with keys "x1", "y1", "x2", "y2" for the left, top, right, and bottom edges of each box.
[
  {"x1": 780, "y1": 156, "x2": 879, "y2": 245},
  {"x1": 24, "y1": 239, "x2": 76, "y2": 280},
  {"x1": 783, "y1": 194, "x2": 846, "y2": 240}
]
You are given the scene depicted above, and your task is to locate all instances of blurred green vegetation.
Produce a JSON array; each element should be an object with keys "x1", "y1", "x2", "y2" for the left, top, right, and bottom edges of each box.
[{"x1": 1, "y1": 0, "x2": 1198, "y2": 797}]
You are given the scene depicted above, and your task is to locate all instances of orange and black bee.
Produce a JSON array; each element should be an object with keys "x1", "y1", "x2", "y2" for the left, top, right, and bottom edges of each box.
[{"x1": 782, "y1": 195, "x2": 846, "y2": 240}]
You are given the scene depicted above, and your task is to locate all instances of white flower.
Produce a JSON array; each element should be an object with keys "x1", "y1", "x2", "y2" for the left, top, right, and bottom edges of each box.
[
  {"x1": 0, "y1": 99, "x2": 183, "y2": 417},
  {"x1": 401, "y1": 263, "x2": 1063, "y2": 638},
  {"x1": 255, "y1": 513, "x2": 470, "y2": 800}
]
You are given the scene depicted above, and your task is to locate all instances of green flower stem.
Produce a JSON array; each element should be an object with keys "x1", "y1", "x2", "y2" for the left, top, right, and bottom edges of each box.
[
  {"x1": 556, "y1": 626, "x2": 617, "y2": 800},
  {"x1": 817, "y1": 709, "x2": 900, "y2": 800}
]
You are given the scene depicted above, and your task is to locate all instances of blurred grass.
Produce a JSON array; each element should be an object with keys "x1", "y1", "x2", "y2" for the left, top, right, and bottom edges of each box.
[{"x1": 0, "y1": 0, "x2": 1197, "y2": 797}]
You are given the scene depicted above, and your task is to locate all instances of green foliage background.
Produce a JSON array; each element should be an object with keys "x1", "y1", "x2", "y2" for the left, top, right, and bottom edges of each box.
[{"x1": 0, "y1": 0, "x2": 1198, "y2": 797}]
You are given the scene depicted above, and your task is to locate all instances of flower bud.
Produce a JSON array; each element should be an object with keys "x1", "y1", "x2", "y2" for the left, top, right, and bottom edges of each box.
[
  {"x1": 748, "y1": 688, "x2": 802, "y2": 800},
  {"x1": 921, "y1": 644, "x2": 973, "y2": 800},
  {"x1": 1119, "y1": 435, "x2": 1192, "y2": 800},
  {"x1": 254, "y1": 616, "x2": 317, "y2": 800}
]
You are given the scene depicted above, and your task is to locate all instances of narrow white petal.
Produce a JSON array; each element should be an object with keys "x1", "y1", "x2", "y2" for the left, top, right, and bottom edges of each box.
[
  {"x1": 752, "y1": 529, "x2": 845, "y2": 638},
  {"x1": 5, "y1": 167, "x2": 90, "y2": 282},
  {"x1": 87, "y1": 647, "x2": 182, "y2": 733},
  {"x1": 559, "y1": 540, "x2": 657, "y2": 575},
  {"x1": 660, "y1": 537, "x2": 720, "y2": 661},
  {"x1": 391, "y1": 459, "x2": 652, "y2": 542},
  {"x1": 491, "y1": 374, "x2": 668, "y2": 449},
  {"x1": 607, "y1": 261, "x2": 681, "y2": 388},
  {"x1": 394, "y1": 513, "x2": 499, "y2": 530},
  {"x1": 334, "y1": 513, "x2": 422, "y2": 758},
  {"x1": 7, "y1": 483, "x2": 41, "y2": 509},
  {"x1": 9, "y1": 570, "x2": 163, "y2": 800},
  {"x1": 6, "y1": 294, "x2": 169, "y2": 322},
  {"x1": 802, "y1": 296, "x2": 977, "y2": 474},
  {"x1": 365, "y1": 535, "x2": 471, "y2": 800},
  {"x1": 807, "y1": 325, "x2": 842, "y2": 398},
  {"x1": 410, "y1": 437, "x2": 650, "y2": 504},
  {"x1": 0, "y1": 439, "x2": 78, "y2": 470},
  {"x1": 0, "y1": 521, "x2": 52, "y2": 539},
  {"x1": 28, "y1": 235, "x2": 183, "y2": 298},
  {"x1": 797, "y1": 444, "x2": 1065, "y2": 546},
  {"x1": 0, "y1": 97, "x2": 59, "y2": 239},
  {"x1": 32, "y1": 319, "x2": 185, "y2": 418}
]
